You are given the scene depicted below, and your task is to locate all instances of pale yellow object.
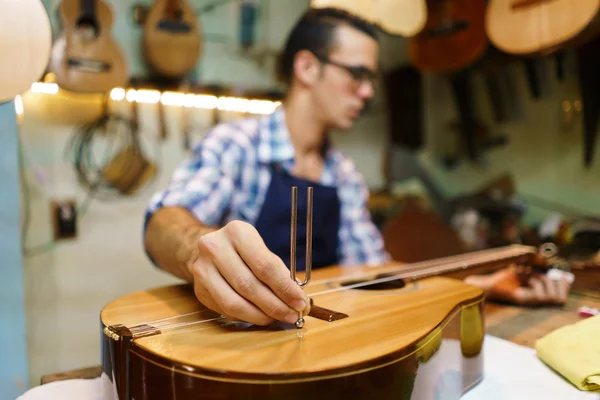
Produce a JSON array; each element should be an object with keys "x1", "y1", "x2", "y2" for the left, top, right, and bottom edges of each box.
[{"x1": 535, "y1": 315, "x2": 600, "y2": 391}]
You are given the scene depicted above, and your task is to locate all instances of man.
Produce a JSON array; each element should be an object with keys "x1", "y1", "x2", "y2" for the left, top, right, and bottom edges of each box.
[{"x1": 143, "y1": 7, "x2": 571, "y2": 327}]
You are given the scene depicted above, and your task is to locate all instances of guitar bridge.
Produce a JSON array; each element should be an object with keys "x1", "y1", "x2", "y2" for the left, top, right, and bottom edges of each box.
[{"x1": 307, "y1": 298, "x2": 348, "y2": 322}]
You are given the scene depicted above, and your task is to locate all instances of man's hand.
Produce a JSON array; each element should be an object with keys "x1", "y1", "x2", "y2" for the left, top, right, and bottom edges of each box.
[
  {"x1": 187, "y1": 220, "x2": 311, "y2": 326},
  {"x1": 465, "y1": 265, "x2": 572, "y2": 306}
]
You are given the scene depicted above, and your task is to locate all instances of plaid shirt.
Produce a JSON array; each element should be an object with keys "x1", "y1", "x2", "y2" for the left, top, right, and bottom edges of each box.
[{"x1": 145, "y1": 107, "x2": 390, "y2": 266}]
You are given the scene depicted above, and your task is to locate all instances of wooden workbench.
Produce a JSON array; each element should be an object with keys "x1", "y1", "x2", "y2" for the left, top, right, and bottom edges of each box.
[{"x1": 40, "y1": 290, "x2": 600, "y2": 385}]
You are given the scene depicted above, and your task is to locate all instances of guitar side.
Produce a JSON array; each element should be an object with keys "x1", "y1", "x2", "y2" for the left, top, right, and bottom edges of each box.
[
  {"x1": 49, "y1": 0, "x2": 128, "y2": 93},
  {"x1": 486, "y1": 0, "x2": 600, "y2": 56},
  {"x1": 100, "y1": 273, "x2": 485, "y2": 400}
]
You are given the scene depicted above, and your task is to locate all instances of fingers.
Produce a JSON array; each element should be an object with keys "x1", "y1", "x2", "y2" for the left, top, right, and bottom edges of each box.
[
  {"x1": 190, "y1": 220, "x2": 311, "y2": 326},
  {"x1": 209, "y1": 235, "x2": 301, "y2": 325},
  {"x1": 193, "y1": 277, "x2": 224, "y2": 315},
  {"x1": 519, "y1": 274, "x2": 571, "y2": 306},
  {"x1": 555, "y1": 278, "x2": 571, "y2": 302},
  {"x1": 197, "y1": 258, "x2": 276, "y2": 326},
  {"x1": 225, "y1": 222, "x2": 310, "y2": 314}
]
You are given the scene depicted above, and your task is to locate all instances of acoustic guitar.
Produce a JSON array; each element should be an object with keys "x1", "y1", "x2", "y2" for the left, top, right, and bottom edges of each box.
[
  {"x1": 49, "y1": 0, "x2": 128, "y2": 93},
  {"x1": 99, "y1": 243, "x2": 598, "y2": 399},
  {"x1": 409, "y1": 0, "x2": 488, "y2": 73},
  {"x1": 143, "y1": 0, "x2": 202, "y2": 78},
  {"x1": 310, "y1": 0, "x2": 428, "y2": 38},
  {"x1": 0, "y1": 0, "x2": 52, "y2": 102},
  {"x1": 485, "y1": 0, "x2": 600, "y2": 56}
]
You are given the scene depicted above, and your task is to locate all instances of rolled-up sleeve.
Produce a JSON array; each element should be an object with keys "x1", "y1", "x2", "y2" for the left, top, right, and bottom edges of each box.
[
  {"x1": 337, "y1": 163, "x2": 391, "y2": 266},
  {"x1": 144, "y1": 125, "x2": 245, "y2": 232}
]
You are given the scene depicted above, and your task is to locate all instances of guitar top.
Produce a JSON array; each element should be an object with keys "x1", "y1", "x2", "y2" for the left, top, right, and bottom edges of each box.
[
  {"x1": 101, "y1": 273, "x2": 483, "y2": 378},
  {"x1": 49, "y1": 0, "x2": 128, "y2": 93},
  {"x1": 143, "y1": 0, "x2": 202, "y2": 78},
  {"x1": 0, "y1": 0, "x2": 52, "y2": 101},
  {"x1": 100, "y1": 243, "x2": 600, "y2": 398},
  {"x1": 486, "y1": 0, "x2": 600, "y2": 56},
  {"x1": 409, "y1": 0, "x2": 488, "y2": 73}
]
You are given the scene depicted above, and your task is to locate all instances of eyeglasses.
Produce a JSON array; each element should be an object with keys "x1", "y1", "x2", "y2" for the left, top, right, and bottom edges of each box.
[{"x1": 316, "y1": 56, "x2": 379, "y2": 88}]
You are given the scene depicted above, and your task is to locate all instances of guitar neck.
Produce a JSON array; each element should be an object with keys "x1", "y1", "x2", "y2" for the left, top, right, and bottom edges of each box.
[
  {"x1": 166, "y1": 0, "x2": 180, "y2": 18},
  {"x1": 406, "y1": 245, "x2": 537, "y2": 281},
  {"x1": 80, "y1": 0, "x2": 96, "y2": 19}
]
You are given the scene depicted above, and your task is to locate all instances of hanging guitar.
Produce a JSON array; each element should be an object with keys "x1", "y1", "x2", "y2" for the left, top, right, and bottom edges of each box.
[
  {"x1": 143, "y1": 0, "x2": 202, "y2": 79},
  {"x1": 485, "y1": 0, "x2": 600, "y2": 56},
  {"x1": 409, "y1": 0, "x2": 488, "y2": 73},
  {"x1": 310, "y1": 0, "x2": 428, "y2": 38},
  {"x1": 49, "y1": 0, "x2": 128, "y2": 93}
]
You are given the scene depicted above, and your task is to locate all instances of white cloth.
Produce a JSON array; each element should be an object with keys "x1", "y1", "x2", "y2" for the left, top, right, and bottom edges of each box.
[{"x1": 17, "y1": 335, "x2": 600, "y2": 400}]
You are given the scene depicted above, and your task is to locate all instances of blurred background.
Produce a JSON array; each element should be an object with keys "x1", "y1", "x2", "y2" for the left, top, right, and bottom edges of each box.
[{"x1": 2, "y1": 0, "x2": 600, "y2": 395}]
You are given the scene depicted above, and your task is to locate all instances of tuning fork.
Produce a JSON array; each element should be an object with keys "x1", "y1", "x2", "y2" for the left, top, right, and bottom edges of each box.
[{"x1": 290, "y1": 186, "x2": 313, "y2": 328}]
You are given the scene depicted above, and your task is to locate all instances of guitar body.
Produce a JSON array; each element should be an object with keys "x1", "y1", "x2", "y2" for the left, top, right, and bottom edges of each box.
[
  {"x1": 409, "y1": 0, "x2": 488, "y2": 73},
  {"x1": 100, "y1": 270, "x2": 486, "y2": 400},
  {"x1": 310, "y1": 0, "x2": 427, "y2": 37},
  {"x1": 143, "y1": 0, "x2": 202, "y2": 78},
  {"x1": 486, "y1": 0, "x2": 600, "y2": 56},
  {"x1": 0, "y1": 0, "x2": 52, "y2": 102},
  {"x1": 374, "y1": 0, "x2": 427, "y2": 37},
  {"x1": 49, "y1": 0, "x2": 128, "y2": 93}
]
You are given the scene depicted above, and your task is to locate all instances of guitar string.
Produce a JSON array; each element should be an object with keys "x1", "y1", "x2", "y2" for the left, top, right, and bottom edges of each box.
[
  {"x1": 126, "y1": 246, "x2": 532, "y2": 333},
  {"x1": 131, "y1": 247, "x2": 531, "y2": 331},
  {"x1": 124, "y1": 247, "x2": 531, "y2": 329},
  {"x1": 129, "y1": 246, "x2": 520, "y2": 328},
  {"x1": 306, "y1": 245, "x2": 534, "y2": 286},
  {"x1": 119, "y1": 245, "x2": 533, "y2": 327}
]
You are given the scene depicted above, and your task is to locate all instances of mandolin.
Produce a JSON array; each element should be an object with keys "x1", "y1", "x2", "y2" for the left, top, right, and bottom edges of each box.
[
  {"x1": 485, "y1": 0, "x2": 600, "y2": 56},
  {"x1": 409, "y1": 0, "x2": 488, "y2": 73},
  {"x1": 49, "y1": 0, "x2": 128, "y2": 93},
  {"x1": 0, "y1": 0, "x2": 52, "y2": 102},
  {"x1": 143, "y1": 0, "x2": 202, "y2": 78},
  {"x1": 100, "y1": 242, "x2": 600, "y2": 400},
  {"x1": 310, "y1": 0, "x2": 428, "y2": 38}
]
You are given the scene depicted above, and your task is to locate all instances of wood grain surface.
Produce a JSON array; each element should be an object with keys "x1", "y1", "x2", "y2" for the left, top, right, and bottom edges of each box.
[
  {"x1": 42, "y1": 290, "x2": 600, "y2": 385},
  {"x1": 100, "y1": 275, "x2": 483, "y2": 377}
]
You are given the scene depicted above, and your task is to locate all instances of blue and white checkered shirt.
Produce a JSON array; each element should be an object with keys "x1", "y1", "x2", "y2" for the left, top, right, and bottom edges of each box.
[{"x1": 145, "y1": 106, "x2": 390, "y2": 266}]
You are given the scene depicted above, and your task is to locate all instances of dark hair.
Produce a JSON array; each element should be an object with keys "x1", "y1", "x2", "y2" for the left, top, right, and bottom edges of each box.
[{"x1": 276, "y1": 7, "x2": 379, "y2": 84}]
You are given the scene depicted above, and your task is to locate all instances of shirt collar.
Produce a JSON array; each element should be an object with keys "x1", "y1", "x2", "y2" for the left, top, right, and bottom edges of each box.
[
  {"x1": 257, "y1": 106, "x2": 335, "y2": 164},
  {"x1": 257, "y1": 106, "x2": 295, "y2": 164}
]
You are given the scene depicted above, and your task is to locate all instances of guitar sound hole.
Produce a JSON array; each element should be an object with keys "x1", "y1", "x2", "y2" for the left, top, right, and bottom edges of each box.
[
  {"x1": 424, "y1": 21, "x2": 470, "y2": 38},
  {"x1": 76, "y1": 17, "x2": 100, "y2": 39},
  {"x1": 341, "y1": 273, "x2": 406, "y2": 290}
]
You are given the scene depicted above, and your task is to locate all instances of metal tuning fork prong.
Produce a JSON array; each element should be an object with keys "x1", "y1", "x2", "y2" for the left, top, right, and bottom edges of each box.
[{"x1": 290, "y1": 186, "x2": 313, "y2": 328}]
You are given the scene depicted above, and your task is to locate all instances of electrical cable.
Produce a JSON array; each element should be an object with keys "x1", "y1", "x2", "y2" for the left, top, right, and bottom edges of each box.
[{"x1": 21, "y1": 111, "x2": 161, "y2": 257}]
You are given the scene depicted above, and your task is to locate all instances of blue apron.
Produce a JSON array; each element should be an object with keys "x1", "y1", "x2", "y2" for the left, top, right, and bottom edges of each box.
[{"x1": 253, "y1": 163, "x2": 341, "y2": 271}]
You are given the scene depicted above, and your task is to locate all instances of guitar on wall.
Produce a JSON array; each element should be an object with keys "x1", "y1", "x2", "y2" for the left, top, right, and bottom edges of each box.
[
  {"x1": 485, "y1": 0, "x2": 600, "y2": 56},
  {"x1": 409, "y1": 0, "x2": 489, "y2": 163},
  {"x1": 49, "y1": 0, "x2": 128, "y2": 93},
  {"x1": 409, "y1": 0, "x2": 488, "y2": 74},
  {"x1": 310, "y1": 0, "x2": 428, "y2": 38},
  {"x1": 143, "y1": 0, "x2": 202, "y2": 79}
]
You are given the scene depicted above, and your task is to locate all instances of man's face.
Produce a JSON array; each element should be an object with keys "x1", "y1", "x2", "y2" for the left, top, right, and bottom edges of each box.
[{"x1": 312, "y1": 24, "x2": 379, "y2": 130}]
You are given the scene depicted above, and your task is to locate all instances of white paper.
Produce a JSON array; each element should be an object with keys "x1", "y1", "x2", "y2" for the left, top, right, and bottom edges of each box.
[
  {"x1": 16, "y1": 335, "x2": 600, "y2": 399},
  {"x1": 16, "y1": 377, "x2": 103, "y2": 400},
  {"x1": 463, "y1": 335, "x2": 600, "y2": 400}
]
